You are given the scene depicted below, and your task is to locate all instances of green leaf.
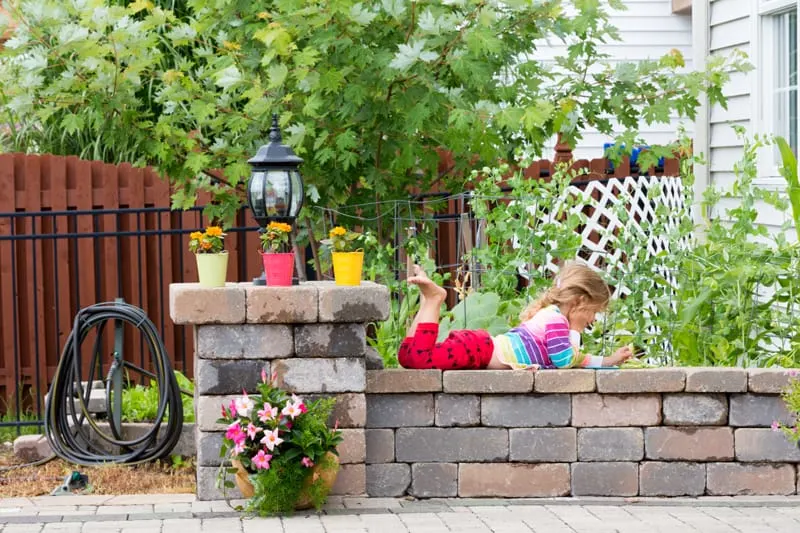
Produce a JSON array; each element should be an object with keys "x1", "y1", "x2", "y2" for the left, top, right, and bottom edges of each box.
[
  {"x1": 350, "y1": 3, "x2": 377, "y2": 26},
  {"x1": 215, "y1": 65, "x2": 242, "y2": 90},
  {"x1": 267, "y1": 63, "x2": 289, "y2": 89},
  {"x1": 60, "y1": 113, "x2": 84, "y2": 135}
]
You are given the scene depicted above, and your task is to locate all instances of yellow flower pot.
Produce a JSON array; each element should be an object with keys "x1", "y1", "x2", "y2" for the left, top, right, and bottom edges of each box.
[
  {"x1": 195, "y1": 252, "x2": 228, "y2": 288},
  {"x1": 332, "y1": 251, "x2": 363, "y2": 286}
]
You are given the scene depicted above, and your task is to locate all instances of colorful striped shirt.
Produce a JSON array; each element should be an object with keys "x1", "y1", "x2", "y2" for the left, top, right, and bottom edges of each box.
[{"x1": 493, "y1": 306, "x2": 591, "y2": 369}]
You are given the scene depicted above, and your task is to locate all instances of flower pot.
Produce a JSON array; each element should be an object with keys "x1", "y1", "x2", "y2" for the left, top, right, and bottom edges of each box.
[
  {"x1": 261, "y1": 251, "x2": 295, "y2": 287},
  {"x1": 332, "y1": 251, "x2": 363, "y2": 286},
  {"x1": 195, "y1": 252, "x2": 228, "y2": 288},
  {"x1": 232, "y1": 453, "x2": 340, "y2": 510}
]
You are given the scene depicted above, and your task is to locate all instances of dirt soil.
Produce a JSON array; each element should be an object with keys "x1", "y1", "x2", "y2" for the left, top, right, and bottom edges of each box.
[{"x1": 0, "y1": 448, "x2": 195, "y2": 497}]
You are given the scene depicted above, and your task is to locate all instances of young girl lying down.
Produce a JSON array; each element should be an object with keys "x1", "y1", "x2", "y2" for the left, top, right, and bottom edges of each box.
[{"x1": 398, "y1": 262, "x2": 633, "y2": 370}]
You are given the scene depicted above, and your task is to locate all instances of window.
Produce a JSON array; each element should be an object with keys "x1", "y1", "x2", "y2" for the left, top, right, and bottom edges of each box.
[
  {"x1": 773, "y1": 10, "x2": 798, "y2": 155},
  {"x1": 760, "y1": 0, "x2": 800, "y2": 179}
]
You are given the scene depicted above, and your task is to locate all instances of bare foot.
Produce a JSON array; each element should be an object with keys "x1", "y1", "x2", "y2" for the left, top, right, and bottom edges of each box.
[{"x1": 407, "y1": 265, "x2": 447, "y2": 303}]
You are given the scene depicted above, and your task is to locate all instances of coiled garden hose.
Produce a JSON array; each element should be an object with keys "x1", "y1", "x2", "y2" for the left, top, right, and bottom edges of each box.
[{"x1": 44, "y1": 301, "x2": 184, "y2": 466}]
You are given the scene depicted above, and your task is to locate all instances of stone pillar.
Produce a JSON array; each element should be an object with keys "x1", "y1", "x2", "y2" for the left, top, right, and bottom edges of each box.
[{"x1": 169, "y1": 281, "x2": 389, "y2": 501}]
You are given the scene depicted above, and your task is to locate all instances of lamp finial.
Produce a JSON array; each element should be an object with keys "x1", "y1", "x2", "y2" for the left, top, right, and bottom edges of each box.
[{"x1": 268, "y1": 114, "x2": 281, "y2": 143}]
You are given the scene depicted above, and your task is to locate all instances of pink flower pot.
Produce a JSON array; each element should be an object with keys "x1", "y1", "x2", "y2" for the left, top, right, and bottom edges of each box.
[{"x1": 261, "y1": 252, "x2": 294, "y2": 287}]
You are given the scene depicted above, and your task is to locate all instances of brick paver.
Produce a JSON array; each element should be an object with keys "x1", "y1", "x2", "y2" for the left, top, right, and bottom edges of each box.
[{"x1": 2, "y1": 495, "x2": 800, "y2": 532}]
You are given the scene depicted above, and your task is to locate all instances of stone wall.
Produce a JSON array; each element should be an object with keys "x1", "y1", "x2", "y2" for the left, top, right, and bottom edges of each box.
[
  {"x1": 169, "y1": 281, "x2": 388, "y2": 501},
  {"x1": 171, "y1": 282, "x2": 800, "y2": 500},
  {"x1": 365, "y1": 368, "x2": 800, "y2": 498}
]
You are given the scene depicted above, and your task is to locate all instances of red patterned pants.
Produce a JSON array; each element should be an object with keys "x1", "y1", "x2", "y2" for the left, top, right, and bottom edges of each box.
[{"x1": 398, "y1": 323, "x2": 494, "y2": 370}]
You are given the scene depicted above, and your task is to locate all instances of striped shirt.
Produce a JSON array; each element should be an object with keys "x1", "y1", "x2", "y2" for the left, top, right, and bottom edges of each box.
[{"x1": 493, "y1": 306, "x2": 589, "y2": 369}]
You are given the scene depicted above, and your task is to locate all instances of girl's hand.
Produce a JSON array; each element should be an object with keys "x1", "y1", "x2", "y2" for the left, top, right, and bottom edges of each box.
[{"x1": 606, "y1": 346, "x2": 634, "y2": 367}]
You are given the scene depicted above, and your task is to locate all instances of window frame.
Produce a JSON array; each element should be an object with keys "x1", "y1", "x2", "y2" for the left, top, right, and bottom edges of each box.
[{"x1": 757, "y1": 0, "x2": 800, "y2": 187}]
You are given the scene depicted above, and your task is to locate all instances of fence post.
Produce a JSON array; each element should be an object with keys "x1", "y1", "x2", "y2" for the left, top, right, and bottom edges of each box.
[{"x1": 554, "y1": 133, "x2": 574, "y2": 165}]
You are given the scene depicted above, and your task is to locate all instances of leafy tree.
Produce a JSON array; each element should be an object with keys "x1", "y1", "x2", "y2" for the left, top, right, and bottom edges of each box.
[{"x1": 0, "y1": 0, "x2": 749, "y2": 225}]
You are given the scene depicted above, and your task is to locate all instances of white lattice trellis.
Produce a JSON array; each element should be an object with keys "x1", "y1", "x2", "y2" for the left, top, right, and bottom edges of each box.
[{"x1": 514, "y1": 175, "x2": 689, "y2": 294}]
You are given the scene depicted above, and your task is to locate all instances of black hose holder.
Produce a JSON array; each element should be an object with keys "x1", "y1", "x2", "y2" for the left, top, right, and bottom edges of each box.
[{"x1": 44, "y1": 300, "x2": 184, "y2": 466}]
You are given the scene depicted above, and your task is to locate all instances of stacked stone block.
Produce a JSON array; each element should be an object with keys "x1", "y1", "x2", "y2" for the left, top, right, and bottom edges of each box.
[
  {"x1": 365, "y1": 367, "x2": 800, "y2": 498},
  {"x1": 170, "y1": 281, "x2": 388, "y2": 501}
]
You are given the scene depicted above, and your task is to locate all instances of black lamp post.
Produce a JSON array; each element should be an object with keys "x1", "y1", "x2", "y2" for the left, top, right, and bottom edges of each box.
[{"x1": 247, "y1": 114, "x2": 304, "y2": 285}]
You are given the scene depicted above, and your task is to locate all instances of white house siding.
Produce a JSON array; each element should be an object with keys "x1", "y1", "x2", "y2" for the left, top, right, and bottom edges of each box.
[
  {"x1": 704, "y1": 0, "x2": 795, "y2": 234},
  {"x1": 535, "y1": 0, "x2": 693, "y2": 160}
]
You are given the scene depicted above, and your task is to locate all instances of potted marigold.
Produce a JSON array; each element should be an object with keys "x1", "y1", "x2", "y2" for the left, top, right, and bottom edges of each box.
[
  {"x1": 189, "y1": 226, "x2": 227, "y2": 288},
  {"x1": 322, "y1": 226, "x2": 364, "y2": 286},
  {"x1": 260, "y1": 222, "x2": 294, "y2": 286},
  {"x1": 217, "y1": 370, "x2": 343, "y2": 515}
]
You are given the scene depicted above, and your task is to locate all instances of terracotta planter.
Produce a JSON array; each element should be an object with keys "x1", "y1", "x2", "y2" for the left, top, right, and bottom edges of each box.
[
  {"x1": 232, "y1": 453, "x2": 339, "y2": 510},
  {"x1": 332, "y1": 251, "x2": 364, "y2": 286},
  {"x1": 195, "y1": 252, "x2": 228, "y2": 288},
  {"x1": 261, "y1": 251, "x2": 295, "y2": 287}
]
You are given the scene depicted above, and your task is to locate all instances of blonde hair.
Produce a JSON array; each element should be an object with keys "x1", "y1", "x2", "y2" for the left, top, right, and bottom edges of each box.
[{"x1": 519, "y1": 262, "x2": 611, "y2": 322}]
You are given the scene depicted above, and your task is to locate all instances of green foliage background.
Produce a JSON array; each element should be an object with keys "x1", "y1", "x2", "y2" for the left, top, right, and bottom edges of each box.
[{"x1": 0, "y1": 0, "x2": 747, "y2": 226}]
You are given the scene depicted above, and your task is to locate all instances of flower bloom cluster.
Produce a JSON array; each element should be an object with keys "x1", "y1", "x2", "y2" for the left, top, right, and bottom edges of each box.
[
  {"x1": 220, "y1": 370, "x2": 314, "y2": 471},
  {"x1": 188, "y1": 226, "x2": 226, "y2": 254}
]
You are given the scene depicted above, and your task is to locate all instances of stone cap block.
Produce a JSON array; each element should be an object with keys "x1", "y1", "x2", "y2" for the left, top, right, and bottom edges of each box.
[
  {"x1": 596, "y1": 368, "x2": 685, "y2": 393},
  {"x1": 685, "y1": 368, "x2": 747, "y2": 393},
  {"x1": 748, "y1": 368, "x2": 794, "y2": 393},
  {"x1": 443, "y1": 370, "x2": 533, "y2": 393},
  {"x1": 314, "y1": 281, "x2": 390, "y2": 323},
  {"x1": 169, "y1": 283, "x2": 245, "y2": 324},
  {"x1": 244, "y1": 284, "x2": 319, "y2": 323},
  {"x1": 534, "y1": 369, "x2": 595, "y2": 393},
  {"x1": 366, "y1": 369, "x2": 442, "y2": 393}
]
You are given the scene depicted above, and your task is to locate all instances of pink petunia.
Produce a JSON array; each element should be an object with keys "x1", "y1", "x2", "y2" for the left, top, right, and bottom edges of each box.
[
  {"x1": 788, "y1": 369, "x2": 799, "y2": 378},
  {"x1": 290, "y1": 395, "x2": 308, "y2": 414},
  {"x1": 258, "y1": 403, "x2": 278, "y2": 423},
  {"x1": 225, "y1": 421, "x2": 244, "y2": 441},
  {"x1": 772, "y1": 420, "x2": 781, "y2": 432},
  {"x1": 282, "y1": 402, "x2": 302, "y2": 419},
  {"x1": 235, "y1": 392, "x2": 255, "y2": 418},
  {"x1": 261, "y1": 368, "x2": 268, "y2": 383},
  {"x1": 301, "y1": 457, "x2": 314, "y2": 468},
  {"x1": 232, "y1": 441, "x2": 246, "y2": 457},
  {"x1": 252, "y1": 449, "x2": 273, "y2": 470},
  {"x1": 221, "y1": 404, "x2": 228, "y2": 418},
  {"x1": 246, "y1": 423, "x2": 261, "y2": 441},
  {"x1": 260, "y1": 428, "x2": 284, "y2": 451}
]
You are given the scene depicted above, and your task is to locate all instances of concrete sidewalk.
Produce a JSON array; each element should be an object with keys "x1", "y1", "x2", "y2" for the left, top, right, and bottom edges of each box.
[{"x1": 2, "y1": 494, "x2": 800, "y2": 532}]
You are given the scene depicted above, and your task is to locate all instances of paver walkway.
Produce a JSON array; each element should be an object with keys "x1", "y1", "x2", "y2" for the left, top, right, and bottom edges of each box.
[{"x1": 2, "y1": 494, "x2": 800, "y2": 532}]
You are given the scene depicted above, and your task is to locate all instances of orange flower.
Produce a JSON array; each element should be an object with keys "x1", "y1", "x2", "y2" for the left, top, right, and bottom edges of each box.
[
  {"x1": 201, "y1": 240, "x2": 213, "y2": 250},
  {"x1": 329, "y1": 226, "x2": 346, "y2": 237},
  {"x1": 206, "y1": 226, "x2": 224, "y2": 237},
  {"x1": 268, "y1": 222, "x2": 292, "y2": 233},
  {"x1": 190, "y1": 231, "x2": 203, "y2": 241}
]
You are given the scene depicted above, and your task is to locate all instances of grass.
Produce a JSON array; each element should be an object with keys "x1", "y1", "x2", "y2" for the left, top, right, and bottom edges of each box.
[
  {"x1": 0, "y1": 408, "x2": 42, "y2": 445},
  {"x1": 0, "y1": 449, "x2": 195, "y2": 497}
]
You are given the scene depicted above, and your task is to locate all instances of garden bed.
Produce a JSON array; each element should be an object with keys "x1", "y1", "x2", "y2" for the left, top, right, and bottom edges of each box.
[{"x1": 0, "y1": 449, "x2": 194, "y2": 497}]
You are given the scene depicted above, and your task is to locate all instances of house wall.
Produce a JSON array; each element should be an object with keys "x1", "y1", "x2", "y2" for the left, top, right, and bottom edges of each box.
[
  {"x1": 700, "y1": 0, "x2": 794, "y2": 234},
  {"x1": 536, "y1": 0, "x2": 693, "y2": 160}
]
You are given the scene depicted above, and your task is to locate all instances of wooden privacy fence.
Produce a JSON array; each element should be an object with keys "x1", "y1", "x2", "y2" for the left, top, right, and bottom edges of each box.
[
  {"x1": 0, "y1": 153, "x2": 266, "y2": 415},
  {"x1": 0, "y1": 152, "x2": 681, "y2": 419}
]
